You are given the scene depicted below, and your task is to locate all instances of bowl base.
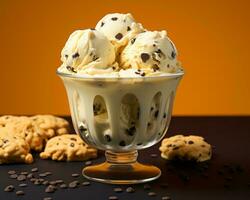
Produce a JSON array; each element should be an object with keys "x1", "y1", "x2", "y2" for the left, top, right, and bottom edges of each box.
[{"x1": 82, "y1": 150, "x2": 161, "y2": 184}]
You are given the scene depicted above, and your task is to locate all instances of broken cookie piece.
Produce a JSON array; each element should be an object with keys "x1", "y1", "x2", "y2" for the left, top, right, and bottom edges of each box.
[{"x1": 159, "y1": 135, "x2": 212, "y2": 162}]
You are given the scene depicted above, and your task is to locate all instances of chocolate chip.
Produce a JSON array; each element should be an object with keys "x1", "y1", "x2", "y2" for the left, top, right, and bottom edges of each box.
[
  {"x1": 71, "y1": 173, "x2": 80, "y2": 177},
  {"x1": 10, "y1": 174, "x2": 18, "y2": 179},
  {"x1": 104, "y1": 134, "x2": 112, "y2": 142},
  {"x1": 66, "y1": 66, "x2": 77, "y2": 73},
  {"x1": 111, "y1": 17, "x2": 118, "y2": 21},
  {"x1": 131, "y1": 38, "x2": 136, "y2": 44},
  {"x1": 150, "y1": 153, "x2": 158, "y2": 158},
  {"x1": 55, "y1": 180, "x2": 64, "y2": 184},
  {"x1": 19, "y1": 183, "x2": 27, "y2": 187},
  {"x1": 82, "y1": 181, "x2": 90, "y2": 186},
  {"x1": 141, "y1": 53, "x2": 150, "y2": 63},
  {"x1": 188, "y1": 140, "x2": 194, "y2": 144},
  {"x1": 17, "y1": 175, "x2": 26, "y2": 181},
  {"x1": 141, "y1": 72, "x2": 146, "y2": 76},
  {"x1": 127, "y1": 26, "x2": 131, "y2": 31},
  {"x1": 143, "y1": 184, "x2": 151, "y2": 190},
  {"x1": 68, "y1": 181, "x2": 79, "y2": 188},
  {"x1": 85, "y1": 161, "x2": 92, "y2": 166},
  {"x1": 4, "y1": 185, "x2": 14, "y2": 192},
  {"x1": 153, "y1": 64, "x2": 160, "y2": 71},
  {"x1": 154, "y1": 110, "x2": 159, "y2": 118},
  {"x1": 153, "y1": 44, "x2": 156, "y2": 47},
  {"x1": 16, "y1": 190, "x2": 25, "y2": 196},
  {"x1": 148, "y1": 192, "x2": 157, "y2": 196},
  {"x1": 115, "y1": 33, "x2": 123, "y2": 40},
  {"x1": 162, "y1": 196, "x2": 171, "y2": 200},
  {"x1": 79, "y1": 125, "x2": 87, "y2": 133},
  {"x1": 163, "y1": 113, "x2": 167, "y2": 118},
  {"x1": 70, "y1": 143, "x2": 75, "y2": 147},
  {"x1": 92, "y1": 55, "x2": 99, "y2": 61},
  {"x1": 112, "y1": 66, "x2": 116, "y2": 70},
  {"x1": 108, "y1": 196, "x2": 118, "y2": 200},
  {"x1": 173, "y1": 146, "x2": 179, "y2": 150},
  {"x1": 31, "y1": 167, "x2": 38, "y2": 172},
  {"x1": 60, "y1": 183, "x2": 68, "y2": 189},
  {"x1": 72, "y1": 52, "x2": 80, "y2": 59},
  {"x1": 119, "y1": 141, "x2": 126, "y2": 146},
  {"x1": 167, "y1": 64, "x2": 170, "y2": 68},
  {"x1": 45, "y1": 185, "x2": 56, "y2": 193},
  {"x1": 125, "y1": 126, "x2": 136, "y2": 136},
  {"x1": 126, "y1": 187, "x2": 135, "y2": 193},
  {"x1": 27, "y1": 173, "x2": 34, "y2": 179},
  {"x1": 43, "y1": 197, "x2": 53, "y2": 200},
  {"x1": 101, "y1": 22, "x2": 105, "y2": 27},
  {"x1": 8, "y1": 170, "x2": 16, "y2": 175},
  {"x1": 113, "y1": 187, "x2": 123, "y2": 193},
  {"x1": 43, "y1": 181, "x2": 49, "y2": 185},
  {"x1": 171, "y1": 51, "x2": 176, "y2": 59}
]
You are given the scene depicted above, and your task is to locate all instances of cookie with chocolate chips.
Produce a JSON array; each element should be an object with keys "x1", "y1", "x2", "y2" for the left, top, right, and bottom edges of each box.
[
  {"x1": 40, "y1": 134, "x2": 97, "y2": 161},
  {"x1": 159, "y1": 135, "x2": 212, "y2": 162},
  {"x1": 0, "y1": 127, "x2": 33, "y2": 164}
]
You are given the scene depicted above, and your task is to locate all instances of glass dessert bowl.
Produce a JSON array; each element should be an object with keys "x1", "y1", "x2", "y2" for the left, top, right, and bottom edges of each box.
[{"x1": 57, "y1": 70, "x2": 183, "y2": 184}]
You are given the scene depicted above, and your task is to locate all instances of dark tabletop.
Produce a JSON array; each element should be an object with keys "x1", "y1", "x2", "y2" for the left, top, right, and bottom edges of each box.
[{"x1": 0, "y1": 116, "x2": 250, "y2": 200}]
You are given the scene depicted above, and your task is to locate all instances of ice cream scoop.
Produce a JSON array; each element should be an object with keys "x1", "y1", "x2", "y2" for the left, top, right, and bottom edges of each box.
[
  {"x1": 95, "y1": 13, "x2": 144, "y2": 51},
  {"x1": 120, "y1": 31, "x2": 182, "y2": 76},
  {"x1": 59, "y1": 29, "x2": 117, "y2": 76}
]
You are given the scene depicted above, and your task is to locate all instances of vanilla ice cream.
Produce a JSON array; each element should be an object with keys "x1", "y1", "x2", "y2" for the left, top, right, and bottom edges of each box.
[
  {"x1": 59, "y1": 29, "x2": 117, "y2": 76},
  {"x1": 120, "y1": 31, "x2": 182, "y2": 76},
  {"x1": 95, "y1": 13, "x2": 144, "y2": 51}
]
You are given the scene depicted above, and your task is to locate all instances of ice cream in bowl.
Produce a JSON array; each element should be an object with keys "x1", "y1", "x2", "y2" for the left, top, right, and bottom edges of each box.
[{"x1": 57, "y1": 13, "x2": 184, "y2": 184}]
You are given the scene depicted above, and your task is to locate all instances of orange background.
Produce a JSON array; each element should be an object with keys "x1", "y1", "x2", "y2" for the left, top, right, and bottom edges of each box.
[{"x1": 0, "y1": 0, "x2": 249, "y2": 116}]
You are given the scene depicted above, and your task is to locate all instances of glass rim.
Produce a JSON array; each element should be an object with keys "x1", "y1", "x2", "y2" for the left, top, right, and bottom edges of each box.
[{"x1": 56, "y1": 69, "x2": 184, "y2": 81}]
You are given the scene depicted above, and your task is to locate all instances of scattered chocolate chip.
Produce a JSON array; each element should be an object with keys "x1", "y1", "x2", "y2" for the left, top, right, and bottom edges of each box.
[
  {"x1": 85, "y1": 161, "x2": 92, "y2": 166},
  {"x1": 49, "y1": 181, "x2": 57, "y2": 186},
  {"x1": 126, "y1": 187, "x2": 135, "y2": 193},
  {"x1": 8, "y1": 170, "x2": 16, "y2": 175},
  {"x1": 127, "y1": 26, "x2": 131, "y2": 31},
  {"x1": 113, "y1": 187, "x2": 123, "y2": 193},
  {"x1": 148, "y1": 192, "x2": 157, "y2": 196},
  {"x1": 68, "y1": 181, "x2": 79, "y2": 188},
  {"x1": 150, "y1": 153, "x2": 158, "y2": 158},
  {"x1": 43, "y1": 197, "x2": 53, "y2": 200},
  {"x1": 43, "y1": 181, "x2": 49, "y2": 186},
  {"x1": 34, "y1": 179, "x2": 43, "y2": 185},
  {"x1": 173, "y1": 146, "x2": 179, "y2": 150},
  {"x1": 60, "y1": 183, "x2": 68, "y2": 189},
  {"x1": 153, "y1": 44, "x2": 156, "y2": 47},
  {"x1": 27, "y1": 173, "x2": 34, "y2": 179},
  {"x1": 82, "y1": 181, "x2": 90, "y2": 186},
  {"x1": 70, "y1": 143, "x2": 75, "y2": 147},
  {"x1": 131, "y1": 38, "x2": 136, "y2": 44},
  {"x1": 10, "y1": 174, "x2": 18, "y2": 179},
  {"x1": 45, "y1": 185, "x2": 56, "y2": 193},
  {"x1": 111, "y1": 17, "x2": 118, "y2": 21},
  {"x1": 92, "y1": 55, "x2": 99, "y2": 61},
  {"x1": 135, "y1": 71, "x2": 140, "y2": 75},
  {"x1": 162, "y1": 196, "x2": 171, "y2": 200},
  {"x1": 16, "y1": 190, "x2": 25, "y2": 196},
  {"x1": 108, "y1": 196, "x2": 118, "y2": 200},
  {"x1": 167, "y1": 64, "x2": 170, "y2": 68},
  {"x1": 112, "y1": 66, "x2": 116, "y2": 70},
  {"x1": 141, "y1": 53, "x2": 150, "y2": 63},
  {"x1": 17, "y1": 175, "x2": 26, "y2": 181},
  {"x1": 143, "y1": 184, "x2": 151, "y2": 190},
  {"x1": 101, "y1": 22, "x2": 105, "y2": 27},
  {"x1": 141, "y1": 72, "x2": 146, "y2": 76},
  {"x1": 72, "y1": 52, "x2": 79, "y2": 59},
  {"x1": 119, "y1": 140, "x2": 126, "y2": 146},
  {"x1": 163, "y1": 113, "x2": 167, "y2": 118},
  {"x1": 31, "y1": 167, "x2": 38, "y2": 172},
  {"x1": 65, "y1": 54, "x2": 68, "y2": 58},
  {"x1": 4, "y1": 185, "x2": 15, "y2": 192},
  {"x1": 153, "y1": 64, "x2": 160, "y2": 71},
  {"x1": 55, "y1": 180, "x2": 64, "y2": 184},
  {"x1": 188, "y1": 141, "x2": 194, "y2": 144},
  {"x1": 71, "y1": 173, "x2": 80, "y2": 177},
  {"x1": 19, "y1": 183, "x2": 27, "y2": 187},
  {"x1": 104, "y1": 134, "x2": 112, "y2": 142}
]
